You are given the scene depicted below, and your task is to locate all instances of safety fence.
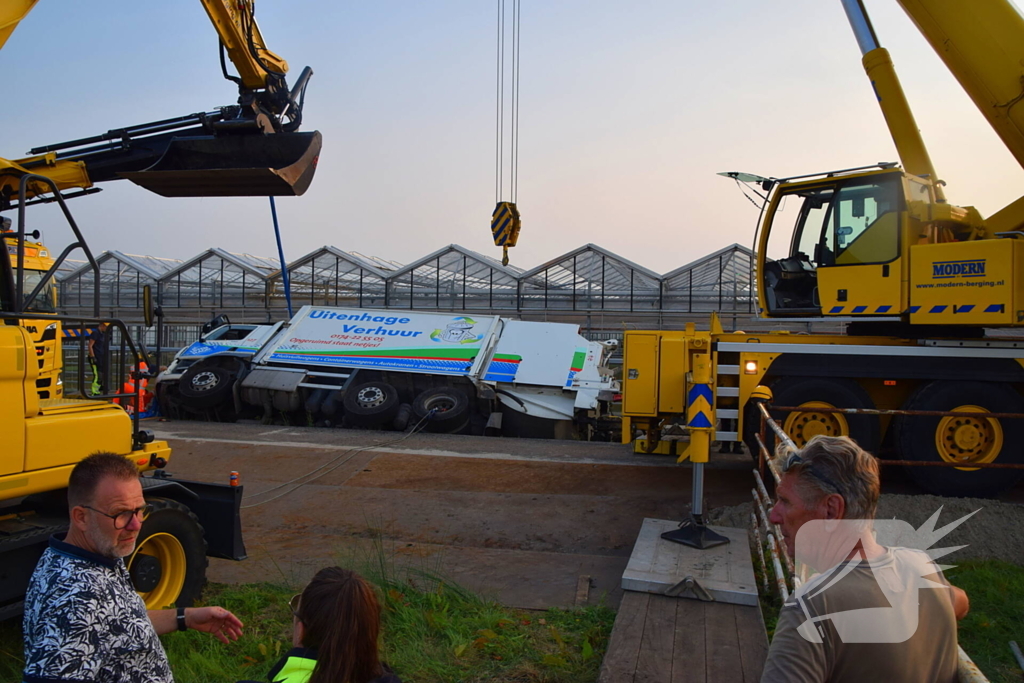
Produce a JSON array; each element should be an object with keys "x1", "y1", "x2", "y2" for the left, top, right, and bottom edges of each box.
[{"x1": 747, "y1": 400, "x2": 998, "y2": 683}]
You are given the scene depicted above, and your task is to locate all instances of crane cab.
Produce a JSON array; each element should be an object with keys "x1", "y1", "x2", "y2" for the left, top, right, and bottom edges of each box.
[{"x1": 754, "y1": 166, "x2": 1018, "y2": 327}]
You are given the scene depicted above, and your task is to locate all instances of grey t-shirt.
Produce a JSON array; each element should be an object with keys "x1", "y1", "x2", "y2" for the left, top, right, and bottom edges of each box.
[
  {"x1": 761, "y1": 547, "x2": 958, "y2": 683},
  {"x1": 22, "y1": 536, "x2": 173, "y2": 683}
]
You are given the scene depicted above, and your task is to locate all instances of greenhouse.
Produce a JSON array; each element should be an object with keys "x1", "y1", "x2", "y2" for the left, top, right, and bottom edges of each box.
[
  {"x1": 385, "y1": 244, "x2": 522, "y2": 311},
  {"x1": 59, "y1": 251, "x2": 181, "y2": 316},
  {"x1": 158, "y1": 248, "x2": 279, "y2": 317},
  {"x1": 266, "y1": 246, "x2": 390, "y2": 312},
  {"x1": 55, "y1": 242, "x2": 760, "y2": 329}
]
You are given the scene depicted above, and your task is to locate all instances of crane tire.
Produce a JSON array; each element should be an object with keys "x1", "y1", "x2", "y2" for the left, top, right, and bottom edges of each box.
[
  {"x1": 129, "y1": 497, "x2": 208, "y2": 609},
  {"x1": 894, "y1": 380, "x2": 1024, "y2": 498},
  {"x1": 764, "y1": 376, "x2": 880, "y2": 456}
]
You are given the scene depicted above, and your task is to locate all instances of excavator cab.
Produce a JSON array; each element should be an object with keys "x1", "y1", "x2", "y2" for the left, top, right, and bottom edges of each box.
[{"x1": 758, "y1": 168, "x2": 905, "y2": 318}]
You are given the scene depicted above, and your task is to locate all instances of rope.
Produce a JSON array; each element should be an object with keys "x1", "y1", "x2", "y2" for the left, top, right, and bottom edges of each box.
[
  {"x1": 495, "y1": 0, "x2": 521, "y2": 202},
  {"x1": 512, "y1": 0, "x2": 521, "y2": 202},
  {"x1": 497, "y1": 0, "x2": 505, "y2": 203},
  {"x1": 240, "y1": 410, "x2": 436, "y2": 509}
]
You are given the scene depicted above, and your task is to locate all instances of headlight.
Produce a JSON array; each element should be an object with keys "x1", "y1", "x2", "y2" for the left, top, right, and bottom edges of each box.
[{"x1": 744, "y1": 360, "x2": 758, "y2": 375}]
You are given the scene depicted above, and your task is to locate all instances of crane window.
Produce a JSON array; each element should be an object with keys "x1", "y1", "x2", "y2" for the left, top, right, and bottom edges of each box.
[
  {"x1": 790, "y1": 188, "x2": 835, "y2": 266},
  {"x1": 828, "y1": 177, "x2": 901, "y2": 266}
]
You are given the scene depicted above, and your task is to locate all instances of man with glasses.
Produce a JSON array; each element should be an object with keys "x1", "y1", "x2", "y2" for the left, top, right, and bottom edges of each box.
[
  {"x1": 761, "y1": 435, "x2": 969, "y2": 683},
  {"x1": 22, "y1": 452, "x2": 243, "y2": 683}
]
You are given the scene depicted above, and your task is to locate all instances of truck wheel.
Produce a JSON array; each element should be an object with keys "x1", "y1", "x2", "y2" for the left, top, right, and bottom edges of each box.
[
  {"x1": 178, "y1": 363, "x2": 235, "y2": 409},
  {"x1": 393, "y1": 403, "x2": 413, "y2": 431},
  {"x1": 767, "y1": 377, "x2": 880, "y2": 455},
  {"x1": 343, "y1": 381, "x2": 400, "y2": 426},
  {"x1": 129, "y1": 498, "x2": 208, "y2": 609},
  {"x1": 413, "y1": 387, "x2": 470, "y2": 433},
  {"x1": 894, "y1": 381, "x2": 1024, "y2": 497}
]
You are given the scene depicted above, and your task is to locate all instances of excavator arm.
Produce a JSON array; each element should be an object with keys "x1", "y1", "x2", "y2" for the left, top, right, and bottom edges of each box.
[{"x1": 0, "y1": 0, "x2": 320, "y2": 208}]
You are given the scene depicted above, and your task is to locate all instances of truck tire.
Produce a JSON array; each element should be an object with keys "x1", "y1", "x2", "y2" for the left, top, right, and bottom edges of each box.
[
  {"x1": 129, "y1": 498, "x2": 208, "y2": 609},
  {"x1": 178, "y1": 363, "x2": 235, "y2": 409},
  {"x1": 413, "y1": 387, "x2": 470, "y2": 433},
  {"x1": 343, "y1": 381, "x2": 400, "y2": 426},
  {"x1": 392, "y1": 403, "x2": 413, "y2": 431},
  {"x1": 765, "y1": 377, "x2": 880, "y2": 455},
  {"x1": 894, "y1": 380, "x2": 1024, "y2": 497}
]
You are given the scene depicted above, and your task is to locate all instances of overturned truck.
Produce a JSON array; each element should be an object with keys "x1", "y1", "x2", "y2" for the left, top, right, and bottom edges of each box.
[{"x1": 157, "y1": 306, "x2": 619, "y2": 439}]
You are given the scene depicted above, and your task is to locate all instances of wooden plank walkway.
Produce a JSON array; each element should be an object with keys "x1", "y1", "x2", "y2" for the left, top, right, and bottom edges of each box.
[{"x1": 598, "y1": 591, "x2": 769, "y2": 683}]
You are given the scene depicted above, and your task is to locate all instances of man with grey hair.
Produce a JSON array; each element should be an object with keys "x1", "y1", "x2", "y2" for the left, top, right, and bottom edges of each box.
[
  {"x1": 761, "y1": 435, "x2": 969, "y2": 683},
  {"x1": 22, "y1": 452, "x2": 243, "y2": 682}
]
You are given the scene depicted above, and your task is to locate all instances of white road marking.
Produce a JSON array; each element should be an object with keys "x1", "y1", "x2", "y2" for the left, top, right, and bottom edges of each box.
[{"x1": 151, "y1": 431, "x2": 675, "y2": 468}]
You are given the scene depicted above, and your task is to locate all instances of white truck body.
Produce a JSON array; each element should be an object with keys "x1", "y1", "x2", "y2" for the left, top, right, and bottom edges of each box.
[{"x1": 161, "y1": 306, "x2": 617, "y2": 421}]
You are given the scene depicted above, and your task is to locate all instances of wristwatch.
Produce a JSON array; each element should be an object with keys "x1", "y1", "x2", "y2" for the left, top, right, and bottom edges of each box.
[{"x1": 176, "y1": 607, "x2": 188, "y2": 632}]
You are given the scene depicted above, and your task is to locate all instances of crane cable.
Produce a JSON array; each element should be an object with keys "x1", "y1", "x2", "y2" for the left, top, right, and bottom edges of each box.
[{"x1": 491, "y1": 0, "x2": 522, "y2": 266}]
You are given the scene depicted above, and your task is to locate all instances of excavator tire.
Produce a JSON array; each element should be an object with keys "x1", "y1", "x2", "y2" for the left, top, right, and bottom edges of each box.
[{"x1": 129, "y1": 498, "x2": 208, "y2": 609}]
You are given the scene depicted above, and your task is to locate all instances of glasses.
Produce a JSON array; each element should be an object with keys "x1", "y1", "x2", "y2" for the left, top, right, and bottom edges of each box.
[
  {"x1": 83, "y1": 504, "x2": 154, "y2": 529},
  {"x1": 785, "y1": 454, "x2": 845, "y2": 498},
  {"x1": 289, "y1": 593, "x2": 302, "y2": 619}
]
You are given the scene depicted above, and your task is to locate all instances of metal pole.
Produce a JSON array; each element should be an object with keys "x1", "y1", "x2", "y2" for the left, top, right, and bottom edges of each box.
[
  {"x1": 691, "y1": 462, "x2": 705, "y2": 518},
  {"x1": 269, "y1": 197, "x2": 293, "y2": 318}
]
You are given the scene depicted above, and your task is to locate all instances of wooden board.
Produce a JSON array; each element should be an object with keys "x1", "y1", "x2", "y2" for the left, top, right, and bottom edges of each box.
[
  {"x1": 622, "y1": 519, "x2": 758, "y2": 607},
  {"x1": 598, "y1": 591, "x2": 769, "y2": 683}
]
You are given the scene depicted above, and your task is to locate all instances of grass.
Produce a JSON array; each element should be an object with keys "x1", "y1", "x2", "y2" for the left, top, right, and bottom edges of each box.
[
  {"x1": 944, "y1": 559, "x2": 1024, "y2": 683},
  {"x1": 753, "y1": 545, "x2": 1024, "y2": 683},
  {"x1": 0, "y1": 574, "x2": 614, "y2": 683}
]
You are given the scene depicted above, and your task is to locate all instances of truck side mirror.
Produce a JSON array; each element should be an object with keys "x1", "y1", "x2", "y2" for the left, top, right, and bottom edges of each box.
[{"x1": 143, "y1": 285, "x2": 154, "y2": 328}]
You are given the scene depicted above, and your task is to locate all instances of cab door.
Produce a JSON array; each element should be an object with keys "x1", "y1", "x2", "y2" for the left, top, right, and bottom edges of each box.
[{"x1": 816, "y1": 175, "x2": 903, "y2": 316}]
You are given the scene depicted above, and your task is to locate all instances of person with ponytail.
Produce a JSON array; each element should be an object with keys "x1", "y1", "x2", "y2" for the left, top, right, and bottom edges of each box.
[{"x1": 263, "y1": 567, "x2": 401, "y2": 683}]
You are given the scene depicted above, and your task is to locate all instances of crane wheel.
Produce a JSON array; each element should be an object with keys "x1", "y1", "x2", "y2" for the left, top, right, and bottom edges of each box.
[
  {"x1": 894, "y1": 381, "x2": 1024, "y2": 497},
  {"x1": 129, "y1": 497, "x2": 208, "y2": 609},
  {"x1": 762, "y1": 377, "x2": 880, "y2": 455}
]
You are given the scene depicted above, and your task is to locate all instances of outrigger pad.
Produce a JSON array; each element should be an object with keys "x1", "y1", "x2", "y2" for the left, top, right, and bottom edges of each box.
[{"x1": 120, "y1": 131, "x2": 321, "y2": 197}]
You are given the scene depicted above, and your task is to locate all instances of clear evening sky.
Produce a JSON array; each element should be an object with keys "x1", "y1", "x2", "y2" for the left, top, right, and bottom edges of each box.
[{"x1": 5, "y1": 1, "x2": 1024, "y2": 273}]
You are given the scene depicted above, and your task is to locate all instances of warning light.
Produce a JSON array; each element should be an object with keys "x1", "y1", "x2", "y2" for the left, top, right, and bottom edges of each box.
[
  {"x1": 744, "y1": 360, "x2": 758, "y2": 375},
  {"x1": 884, "y1": 380, "x2": 897, "y2": 386}
]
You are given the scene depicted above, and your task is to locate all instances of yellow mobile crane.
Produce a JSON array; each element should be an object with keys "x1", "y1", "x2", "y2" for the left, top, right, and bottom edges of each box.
[
  {"x1": 624, "y1": 0, "x2": 1024, "y2": 503},
  {"x1": 0, "y1": 0, "x2": 321, "y2": 617}
]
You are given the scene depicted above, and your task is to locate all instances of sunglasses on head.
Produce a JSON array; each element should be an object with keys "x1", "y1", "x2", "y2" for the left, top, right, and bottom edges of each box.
[{"x1": 785, "y1": 454, "x2": 845, "y2": 498}]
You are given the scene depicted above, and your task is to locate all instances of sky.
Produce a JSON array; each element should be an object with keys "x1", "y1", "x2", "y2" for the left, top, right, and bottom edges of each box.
[{"x1": 5, "y1": 0, "x2": 1024, "y2": 275}]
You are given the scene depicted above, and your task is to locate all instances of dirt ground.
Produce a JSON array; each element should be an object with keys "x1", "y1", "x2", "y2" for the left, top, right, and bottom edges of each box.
[
  {"x1": 152, "y1": 420, "x2": 1024, "y2": 609},
  {"x1": 152, "y1": 421, "x2": 755, "y2": 610}
]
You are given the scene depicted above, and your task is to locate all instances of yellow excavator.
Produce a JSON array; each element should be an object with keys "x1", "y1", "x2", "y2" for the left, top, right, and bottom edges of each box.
[
  {"x1": 3, "y1": 223, "x2": 61, "y2": 401},
  {"x1": 0, "y1": 0, "x2": 320, "y2": 618},
  {"x1": 624, "y1": 0, "x2": 1024, "y2": 502}
]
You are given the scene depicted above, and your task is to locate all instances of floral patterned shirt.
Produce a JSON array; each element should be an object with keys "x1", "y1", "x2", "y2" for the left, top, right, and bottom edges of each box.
[{"x1": 22, "y1": 535, "x2": 173, "y2": 683}]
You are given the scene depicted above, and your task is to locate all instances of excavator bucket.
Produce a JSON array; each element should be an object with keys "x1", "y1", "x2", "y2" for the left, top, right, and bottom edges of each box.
[{"x1": 120, "y1": 131, "x2": 321, "y2": 197}]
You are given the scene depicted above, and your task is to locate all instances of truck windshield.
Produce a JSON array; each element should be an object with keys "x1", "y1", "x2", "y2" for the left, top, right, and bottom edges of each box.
[{"x1": 21, "y1": 269, "x2": 57, "y2": 313}]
